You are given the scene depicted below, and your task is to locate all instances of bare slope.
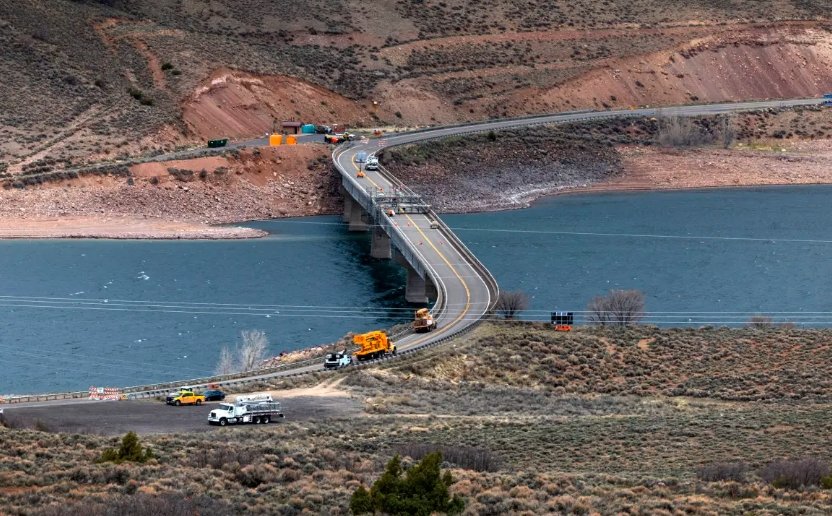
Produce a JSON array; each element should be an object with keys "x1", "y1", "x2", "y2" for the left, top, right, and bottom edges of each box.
[{"x1": 2, "y1": 1, "x2": 831, "y2": 167}]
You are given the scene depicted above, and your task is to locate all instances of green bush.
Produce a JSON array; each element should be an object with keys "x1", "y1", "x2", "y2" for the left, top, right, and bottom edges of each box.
[
  {"x1": 97, "y1": 432, "x2": 154, "y2": 464},
  {"x1": 350, "y1": 452, "x2": 463, "y2": 515}
]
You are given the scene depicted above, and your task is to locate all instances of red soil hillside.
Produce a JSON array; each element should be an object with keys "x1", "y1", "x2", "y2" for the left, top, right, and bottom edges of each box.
[
  {"x1": 182, "y1": 70, "x2": 388, "y2": 141},
  {"x1": 537, "y1": 27, "x2": 832, "y2": 111},
  {"x1": 378, "y1": 25, "x2": 832, "y2": 122}
]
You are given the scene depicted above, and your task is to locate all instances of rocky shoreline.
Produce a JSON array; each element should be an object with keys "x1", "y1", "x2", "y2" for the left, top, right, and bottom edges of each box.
[{"x1": 0, "y1": 216, "x2": 268, "y2": 240}]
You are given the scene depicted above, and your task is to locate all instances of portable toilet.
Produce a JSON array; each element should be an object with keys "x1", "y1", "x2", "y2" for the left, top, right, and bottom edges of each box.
[
  {"x1": 285, "y1": 135, "x2": 297, "y2": 145},
  {"x1": 269, "y1": 134, "x2": 282, "y2": 147},
  {"x1": 301, "y1": 124, "x2": 316, "y2": 134}
]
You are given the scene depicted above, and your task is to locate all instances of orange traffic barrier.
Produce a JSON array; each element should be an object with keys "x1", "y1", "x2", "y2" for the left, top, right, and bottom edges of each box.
[
  {"x1": 269, "y1": 134, "x2": 282, "y2": 146},
  {"x1": 286, "y1": 135, "x2": 297, "y2": 145}
]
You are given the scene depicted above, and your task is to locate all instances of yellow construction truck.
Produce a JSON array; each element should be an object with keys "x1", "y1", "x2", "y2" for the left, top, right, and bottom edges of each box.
[
  {"x1": 352, "y1": 331, "x2": 396, "y2": 361},
  {"x1": 413, "y1": 308, "x2": 436, "y2": 332}
]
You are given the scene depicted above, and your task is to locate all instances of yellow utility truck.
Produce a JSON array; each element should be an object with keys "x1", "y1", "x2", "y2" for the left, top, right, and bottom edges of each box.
[
  {"x1": 352, "y1": 331, "x2": 396, "y2": 361},
  {"x1": 413, "y1": 308, "x2": 436, "y2": 333}
]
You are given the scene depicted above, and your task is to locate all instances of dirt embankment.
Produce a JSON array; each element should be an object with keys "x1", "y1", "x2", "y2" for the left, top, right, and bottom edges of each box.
[
  {"x1": 183, "y1": 70, "x2": 387, "y2": 141},
  {"x1": 383, "y1": 128, "x2": 624, "y2": 212},
  {"x1": 0, "y1": 145, "x2": 339, "y2": 239}
]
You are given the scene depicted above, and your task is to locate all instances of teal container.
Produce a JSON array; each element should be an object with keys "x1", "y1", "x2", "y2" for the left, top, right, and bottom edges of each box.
[{"x1": 301, "y1": 124, "x2": 316, "y2": 134}]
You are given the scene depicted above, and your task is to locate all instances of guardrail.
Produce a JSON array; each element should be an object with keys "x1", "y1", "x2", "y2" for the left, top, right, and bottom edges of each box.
[{"x1": 376, "y1": 163, "x2": 500, "y2": 312}]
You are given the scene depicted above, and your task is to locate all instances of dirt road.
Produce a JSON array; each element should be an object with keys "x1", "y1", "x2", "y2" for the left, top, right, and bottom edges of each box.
[{"x1": 1, "y1": 395, "x2": 360, "y2": 435}]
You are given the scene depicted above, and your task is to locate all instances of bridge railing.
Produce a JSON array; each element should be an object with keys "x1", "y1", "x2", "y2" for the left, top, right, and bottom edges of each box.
[{"x1": 377, "y1": 164, "x2": 500, "y2": 312}]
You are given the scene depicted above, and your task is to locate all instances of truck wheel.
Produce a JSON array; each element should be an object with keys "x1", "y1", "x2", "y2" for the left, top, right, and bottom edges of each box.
[
  {"x1": 196, "y1": 399, "x2": 202, "y2": 406},
  {"x1": 219, "y1": 418, "x2": 227, "y2": 427},
  {"x1": 263, "y1": 416, "x2": 270, "y2": 424},
  {"x1": 254, "y1": 416, "x2": 261, "y2": 424},
  {"x1": 174, "y1": 400, "x2": 181, "y2": 406}
]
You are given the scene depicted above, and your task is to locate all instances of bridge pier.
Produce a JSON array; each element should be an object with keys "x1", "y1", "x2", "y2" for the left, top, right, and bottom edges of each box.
[
  {"x1": 347, "y1": 200, "x2": 369, "y2": 232},
  {"x1": 370, "y1": 227, "x2": 392, "y2": 259},
  {"x1": 394, "y1": 248, "x2": 434, "y2": 303},
  {"x1": 405, "y1": 268, "x2": 428, "y2": 304},
  {"x1": 342, "y1": 193, "x2": 353, "y2": 223},
  {"x1": 425, "y1": 277, "x2": 438, "y2": 300}
]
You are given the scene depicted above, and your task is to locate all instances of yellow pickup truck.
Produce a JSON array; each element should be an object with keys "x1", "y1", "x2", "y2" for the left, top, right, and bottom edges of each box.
[{"x1": 166, "y1": 389, "x2": 205, "y2": 406}]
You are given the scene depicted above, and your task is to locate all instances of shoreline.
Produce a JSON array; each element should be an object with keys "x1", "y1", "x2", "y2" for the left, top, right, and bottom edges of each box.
[
  {"x1": 2, "y1": 179, "x2": 831, "y2": 239},
  {"x1": 0, "y1": 216, "x2": 268, "y2": 240},
  {"x1": 430, "y1": 179, "x2": 832, "y2": 215}
]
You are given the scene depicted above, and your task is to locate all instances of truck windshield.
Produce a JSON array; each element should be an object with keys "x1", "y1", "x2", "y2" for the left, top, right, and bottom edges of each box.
[{"x1": 218, "y1": 404, "x2": 233, "y2": 411}]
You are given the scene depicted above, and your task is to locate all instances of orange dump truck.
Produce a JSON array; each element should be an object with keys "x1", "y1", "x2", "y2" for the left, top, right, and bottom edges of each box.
[
  {"x1": 413, "y1": 308, "x2": 436, "y2": 333},
  {"x1": 353, "y1": 331, "x2": 396, "y2": 361}
]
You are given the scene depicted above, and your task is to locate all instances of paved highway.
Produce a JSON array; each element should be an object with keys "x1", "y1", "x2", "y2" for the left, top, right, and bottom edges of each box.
[
  {"x1": 4, "y1": 97, "x2": 826, "y2": 408},
  {"x1": 333, "y1": 145, "x2": 494, "y2": 354}
]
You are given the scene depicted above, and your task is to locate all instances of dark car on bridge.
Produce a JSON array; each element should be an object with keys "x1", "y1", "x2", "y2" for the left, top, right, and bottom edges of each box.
[{"x1": 203, "y1": 389, "x2": 226, "y2": 401}]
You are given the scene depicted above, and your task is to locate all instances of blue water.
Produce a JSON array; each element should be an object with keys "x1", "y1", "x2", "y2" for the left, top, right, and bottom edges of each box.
[
  {"x1": 445, "y1": 185, "x2": 832, "y2": 327},
  {"x1": 3, "y1": 185, "x2": 832, "y2": 393},
  {"x1": 0, "y1": 218, "x2": 409, "y2": 394}
]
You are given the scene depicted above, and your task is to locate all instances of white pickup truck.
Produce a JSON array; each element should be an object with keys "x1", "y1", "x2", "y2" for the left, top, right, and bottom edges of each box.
[
  {"x1": 207, "y1": 393, "x2": 284, "y2": 426},
  {"x1": 364, "y1": 156, "x2": 379, "y2": 171},
  {"x1": 324, "y1": 350, "x2": 352, "y2": 369}
]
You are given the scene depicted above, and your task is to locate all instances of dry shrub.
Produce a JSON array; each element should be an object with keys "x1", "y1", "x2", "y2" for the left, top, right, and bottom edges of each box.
[
  {"x1": 394, "y1": 443, "x2": 501, "y2": 472},
  {"x1": 656, "y1": 116, "x2": 713, "y2": 147},
  {"x1": 747, "y1": 315, "x2": 773, "y2": 329},
  {"x1": 759, "y1": 458, "x2": 829, "y2": 489},
  {"x1": 236, "y1": 463, "x2": 278, "y2": 488},
  {"x1": 495, "y1": 291, "x2": 529, "y2": 320},
  {"x1": 34, "y1": 493, "x2": 233, "y2": 515},
  {"x1": 189, "y1": 447, "x2": 259, "y2": 469},
  {"x1": 587, "y1": 289, "x2": 644, "y2": 327},
  {"x1": 696, "y1": 461, "x2": 747, "y2": 482}
]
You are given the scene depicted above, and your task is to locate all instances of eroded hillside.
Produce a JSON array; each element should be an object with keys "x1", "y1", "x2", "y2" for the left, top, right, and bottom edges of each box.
[{"x1": 1, "y1": 1, "x2": 831, "y2": 167}]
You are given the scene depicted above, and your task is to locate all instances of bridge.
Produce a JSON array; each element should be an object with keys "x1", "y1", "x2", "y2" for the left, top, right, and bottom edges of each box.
[
  {"x1": 330, "y1": 97, "x2": 825, "y2": 352},
  {"x1": 2, "y1": 97, "x2": 825, "y2": 405}
]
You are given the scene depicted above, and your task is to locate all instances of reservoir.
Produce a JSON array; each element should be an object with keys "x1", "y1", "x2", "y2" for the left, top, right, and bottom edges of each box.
[{"x1": 3, "y1": 185, "x2": 832, "y2": 394}]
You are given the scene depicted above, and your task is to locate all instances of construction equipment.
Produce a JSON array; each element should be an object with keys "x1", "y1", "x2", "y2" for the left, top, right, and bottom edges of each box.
[
  {"x1": 413, "y1": 308, "x2": 436, "y2": 333},
  {"x1": 352, "y1": 330, "x2": 396, "y2": 361},
  {"x1": 207, "y1": 138, "x2": 228, "y2": 148},
  {"x1": 551, "y1": 311, "x2": 574, "y2": 332},
  {"x1": 324, "y1": 132, "x2": 354, "y2": 144}
]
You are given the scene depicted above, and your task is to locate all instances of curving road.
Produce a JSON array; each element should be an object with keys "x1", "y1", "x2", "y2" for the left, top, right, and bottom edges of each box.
[
  {"x1": 4, "y1": 97, "x2": 826, "y2": 407},
  {"x1": 333, "y1": 144, "x2": 495, "y2": 355}
]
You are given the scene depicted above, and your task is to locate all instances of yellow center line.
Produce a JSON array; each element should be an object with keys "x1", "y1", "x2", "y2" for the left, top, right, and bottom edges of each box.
[
  {"x1": 348, "y1": 148, "x2": 472, "y2": 348},
  {"x1": 403, "y1": 213, "x2": 472, "y2": 348}
]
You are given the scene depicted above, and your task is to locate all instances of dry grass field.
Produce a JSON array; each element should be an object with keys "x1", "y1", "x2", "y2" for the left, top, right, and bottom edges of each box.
[{"x1": 3, "y1": 323, "x2": 832, "y2": 514}]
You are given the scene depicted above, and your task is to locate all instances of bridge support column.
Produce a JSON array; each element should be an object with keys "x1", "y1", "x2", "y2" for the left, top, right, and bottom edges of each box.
[
  {"x1": 394, "y1": 249, "x2": 428, "y2": 303},
  {"x1": 405, "y1": 268, "x2": 428, "y2": 304},
  {"x1": 425, "y1": 277, "x2": 438, "y2": 300},
  {"x1": 348, "y1": 201, "x2": 368, "y2": 232},
  {"x1": 342, "y1": 193, "x2": 353, "y2": 223},
  {"x1": 370, "y1": 227, "x2": 392, "y2": 259}
]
